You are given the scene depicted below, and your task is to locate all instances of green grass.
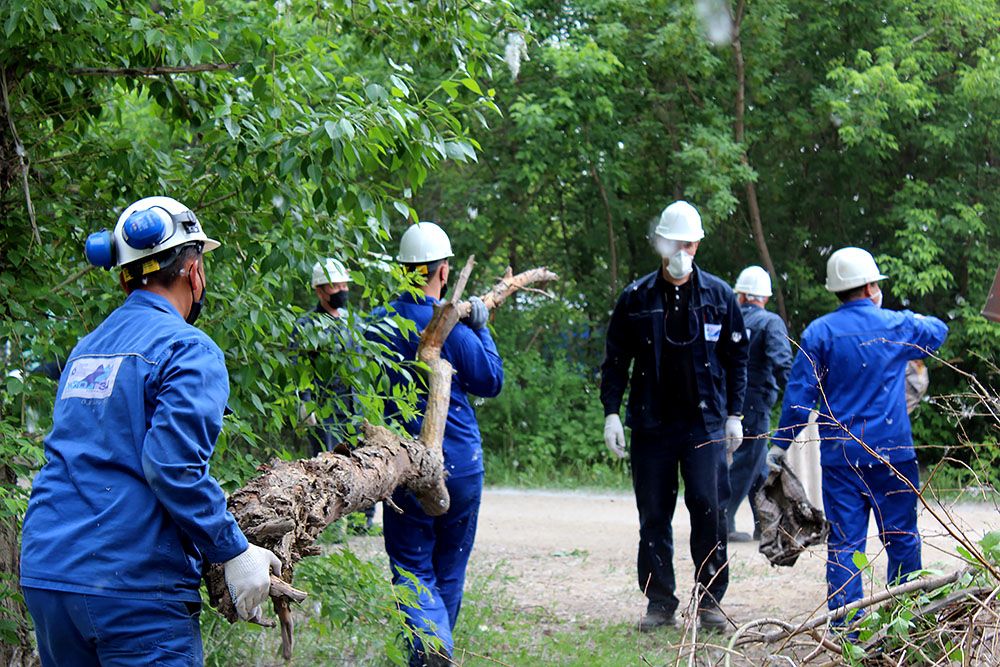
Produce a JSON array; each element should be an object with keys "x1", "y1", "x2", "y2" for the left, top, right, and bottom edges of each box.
[
  {"x1": 484, "y1": 452, "x2": 632, "y2": 491},
  {"x1": 202, "y1": 546, "x2": 738, "y2": 667}
]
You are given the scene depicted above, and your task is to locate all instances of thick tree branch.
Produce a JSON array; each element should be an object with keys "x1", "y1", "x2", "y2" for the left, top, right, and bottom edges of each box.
[
  {"x1": 206, "y1": 262, "x2": 559, "y2": 660},
  {"x1": 1, "y1": 68, "x2": 40, "y2": 245},
  {"x1": 68, "y1": 63, "x2": 238, "y2": 77}
]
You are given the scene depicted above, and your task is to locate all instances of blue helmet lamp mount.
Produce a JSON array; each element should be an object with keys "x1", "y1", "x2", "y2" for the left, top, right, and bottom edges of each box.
[{"x1": 84, "y1": 229, "x2": 116, "y2": 269}]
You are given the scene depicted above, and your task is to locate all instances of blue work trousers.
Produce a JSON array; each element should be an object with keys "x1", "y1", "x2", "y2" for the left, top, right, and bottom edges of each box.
[
  {"x1": 822, "y1": 459, "x2": 921, "y2": 612},
  {"x1": 726, "y1": 411, "x2": 770, "y2": 533},
  {"x1": 630, "y1": 422, "x2": 729, "y2": 615},
  {"x1": 22, "y1": 587, "x2": 202, "y2": 666},
  {"x1": 383, "y1": 472, "x2": 483, "y2": 663}
]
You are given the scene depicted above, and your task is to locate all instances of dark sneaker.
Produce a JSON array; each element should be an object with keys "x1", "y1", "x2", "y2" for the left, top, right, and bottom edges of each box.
[
  {"x1": 699, "y1": 607, "x2": 729, "y2": 630},
  {"x1": 728, "y1": 531, "x2": 753, "y2": 543},
  {"x1": 638, "y1": 607, "x2": 676, "y2": 632},
  {"x1": 413, "y1": 651, "x2": 453, "y2": 667}
]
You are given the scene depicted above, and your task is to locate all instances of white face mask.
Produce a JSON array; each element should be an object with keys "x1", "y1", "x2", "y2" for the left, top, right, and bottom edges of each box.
[
  {"x1": 655, "y1": 237, "x2": 695, "y2": 279},
  {"x1": 667, "y1": 250, "x2": 694, "y2": 279},
  {"x1": 871, "y1": 287, "x2": 883, "y2": 308}
]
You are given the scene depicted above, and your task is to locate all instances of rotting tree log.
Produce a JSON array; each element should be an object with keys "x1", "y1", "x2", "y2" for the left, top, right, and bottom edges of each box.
[{"x1": 204, "y1": 260, "x2": 558, "y2": 659}]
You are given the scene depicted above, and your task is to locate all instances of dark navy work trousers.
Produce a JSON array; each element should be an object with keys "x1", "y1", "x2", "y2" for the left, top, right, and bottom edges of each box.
[
  {"x1": 383, "y1": 472, "x2": 483, "y2": 663},
  {"x1": 726, "y1": 410, "x2": 770, "y2": 533},
  {"x1": 630, "y1": 421, "x2": 729, "y2": 615},
  {"x1": 22, "y1": 587, "x2": 202, "y2": 666}
]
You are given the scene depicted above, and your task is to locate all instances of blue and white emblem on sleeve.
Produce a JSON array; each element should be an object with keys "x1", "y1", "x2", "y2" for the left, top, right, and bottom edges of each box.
[{"x1": 61, "y1": 356, "x2": 124, "y2": 400}]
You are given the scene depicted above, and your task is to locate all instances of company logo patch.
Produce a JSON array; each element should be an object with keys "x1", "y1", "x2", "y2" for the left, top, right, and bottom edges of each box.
[
  {"x1": 704, "y1": 323, "x2": 722, "y2": 342},
  {"x1": 61, "y1": 357, "x2": 124, "y2": 400}
]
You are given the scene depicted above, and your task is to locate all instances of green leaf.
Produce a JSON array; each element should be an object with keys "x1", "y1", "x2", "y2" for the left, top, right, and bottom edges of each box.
[
  {"x1": 338, "y1": 119, "x2": 356, "y2": 141},
  {"x1": 460, "y1": 77, "x2": 482, "y2": 95}
]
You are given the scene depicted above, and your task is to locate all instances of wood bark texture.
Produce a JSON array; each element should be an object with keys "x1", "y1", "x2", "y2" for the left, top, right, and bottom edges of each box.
[{"x1": 205, "y1": 263, "x2": 558, "y2": 660}]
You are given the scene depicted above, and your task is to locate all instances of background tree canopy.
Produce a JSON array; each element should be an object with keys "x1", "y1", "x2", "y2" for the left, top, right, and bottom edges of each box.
[{"x1": 1, "y1": 0, "x2": 998, "y2": 654}]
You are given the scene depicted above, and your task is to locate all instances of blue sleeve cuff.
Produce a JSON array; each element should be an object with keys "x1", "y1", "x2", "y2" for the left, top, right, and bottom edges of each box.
[{"x1": 202, "y1": 520, "x2": 250, "y2": 564}]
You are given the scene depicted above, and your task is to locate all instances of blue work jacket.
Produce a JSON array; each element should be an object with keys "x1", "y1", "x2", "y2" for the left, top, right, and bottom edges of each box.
[
  {"x1": 368, "y1": 292, "x2": 504, "y2": 479},
  {"x1": 772, "y1": 299, "x2": 948, "y2": 467},
  {"x1": 600, "y1": 265, "x2": 749, "y2": 433},
  {"x1": 741, "y1": 302, "x2": 792, "y2": 421},
  {"x1": 20, "y1": 290, "x2": 248, "y2": 602}
]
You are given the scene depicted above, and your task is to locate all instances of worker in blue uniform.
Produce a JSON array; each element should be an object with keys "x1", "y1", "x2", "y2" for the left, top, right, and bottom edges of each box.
[
  {"x1": 20, "y1": 197, "x2": 280, "y2": 666},
  {"x1": 726, "y1": 266, "x2": 792, "y2": 542},
  {"x1": 368, "y1": 222, "x2": 503, "y2": 666},
  {"x1": 601, "y1": 200, "x2": 749, "y2": 632},
  {"x1": 768, "y1": 247, "x2": 948, "y2": 618}
]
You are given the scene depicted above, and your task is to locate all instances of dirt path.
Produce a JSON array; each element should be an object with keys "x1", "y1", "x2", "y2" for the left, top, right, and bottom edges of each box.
[{"x1": 463, "y1": 488, "x2": 1000, "y2": 628}]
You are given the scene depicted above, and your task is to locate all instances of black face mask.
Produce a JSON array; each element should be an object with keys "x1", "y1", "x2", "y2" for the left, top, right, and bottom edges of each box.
[
  {"x1": 328, "y1": 290, "x2": 348, "y2": 310},
  {"x1": 438, "y1": 267, "x2": 449, "y2": 299},
  {"x1": 187, "y1": 279, "x2": 205, "y2": 325}
]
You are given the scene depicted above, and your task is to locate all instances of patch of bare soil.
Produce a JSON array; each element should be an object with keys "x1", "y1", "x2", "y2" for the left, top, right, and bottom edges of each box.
[
  {"x1": 350, "y1": 488, "x2": 998, "y2": 632},
  {"x1": 469, "y1": 488, "x2": 998, "y2": 629}
]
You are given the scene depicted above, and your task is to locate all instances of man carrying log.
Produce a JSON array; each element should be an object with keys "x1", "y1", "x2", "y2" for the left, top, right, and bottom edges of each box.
[
  {"x1": 19, "y1": 197, "x2": 280, "y2": 665},
  {"x1": 369, "y1": 222, "x2": 504, "y2": 666}
]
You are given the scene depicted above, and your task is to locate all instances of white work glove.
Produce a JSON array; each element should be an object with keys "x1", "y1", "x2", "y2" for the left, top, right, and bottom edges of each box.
[
  {"x1": 298, "y1": 403, "x2": 317, "y2": 427},
  {"x1": 724, "y1": 416, "x2": 743, "y2": 457},
  {"x1": 765, "y1": 445, "x2": 787, "y2": 472},
  {"x1": 603, "y1": 414, "x2": 626, "y2": 459},
  {"x1": 224, "y1": 543, "x2": 282, "y2": 621}
]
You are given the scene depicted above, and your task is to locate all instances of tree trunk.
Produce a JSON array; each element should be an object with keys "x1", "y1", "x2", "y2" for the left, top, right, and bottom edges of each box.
[
  {"x1": 0, "y1": 464, "x2": 37, "y2": 667},
  {"x1": 730, "y1": 0, "x2": 789, "y2": 324},
  {"x1": 206, "y1": 262, "x2": 558, "y2": 659},
  {"x1": 588, "y1": 159, "x2": 619, "y2": 298}
]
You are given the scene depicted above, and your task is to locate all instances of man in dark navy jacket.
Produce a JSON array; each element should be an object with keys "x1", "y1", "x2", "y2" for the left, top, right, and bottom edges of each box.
[
  {"x1": 726, "y1": 266, "x2": 792, "y2": 541},
  {"x1": 601, "y1": 200, "x2": 748, "y2": 632},
  {"x1": 20, "y1": 197, "x2": 279, "y2": 666}
]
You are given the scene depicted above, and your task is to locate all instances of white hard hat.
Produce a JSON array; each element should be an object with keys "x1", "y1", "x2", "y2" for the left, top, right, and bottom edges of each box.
[
  {"x1": 396, "y1": 221, "x2": 454, "y2": 264},
  {"x1": 825, "y1": 247, "x2": 887, "y2": 292},
  {"x1": 654, "y1": 200, "x2": 705, "y2": 242},
  {"x1": 311, "y1": 258, "x2": 351, "y2": 286},
  {"x1": 85, "y1": 196, "x2": 220, "y2": 273},
  {"x1": 734, "y1": 265, "x2": 773, "y2": 297}
]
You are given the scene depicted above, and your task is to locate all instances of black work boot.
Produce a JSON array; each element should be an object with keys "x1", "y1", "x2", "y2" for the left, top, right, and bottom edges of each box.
[
  {"x1": 698, "y1": 606, "x2": 729, "y2": 631},
  {"x1": 638, "y1": 604, "x2": 676, "y2": 632}
]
